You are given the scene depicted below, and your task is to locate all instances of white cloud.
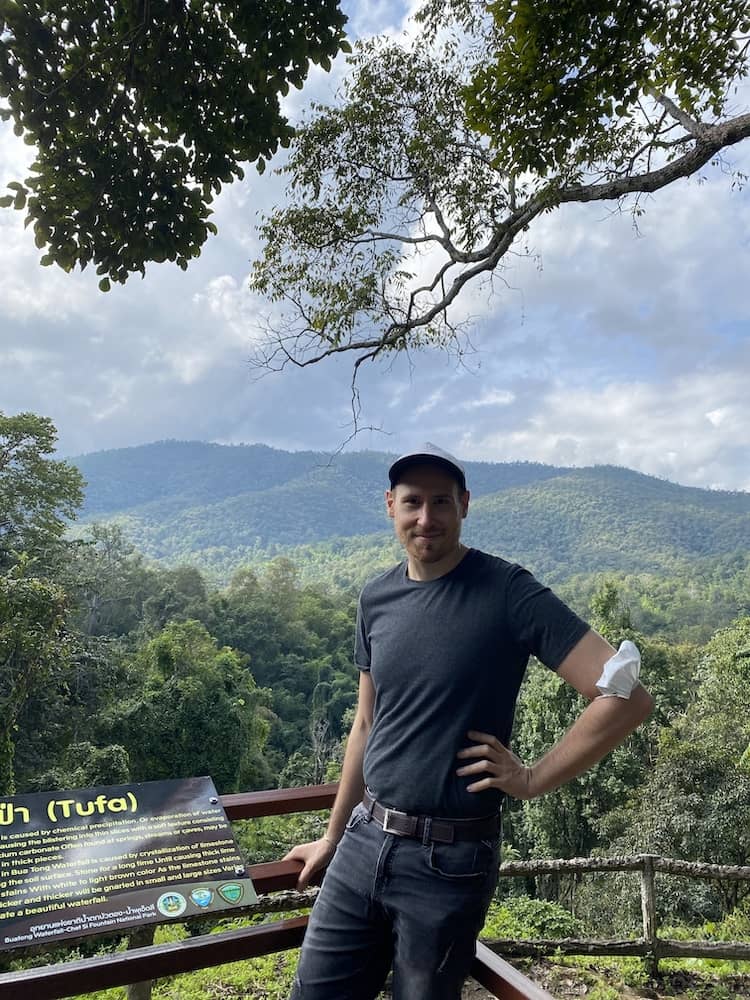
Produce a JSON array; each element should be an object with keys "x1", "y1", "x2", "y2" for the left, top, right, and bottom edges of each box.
[
  {"x1": 461, "y1": 389, "x2": 515, "y2": 410},
  {"x1": 459, "y1": 369, "x2": 750, "y2": 491},
  {"x1": 705, "y1": 407, "x2": 729, "y2": 428},
  {"x1": 190, "y1": 274, "x2": 264, "y2": 346},
  {"x1": 343, "y1": 0, "x2": 406, "y2": 39}
]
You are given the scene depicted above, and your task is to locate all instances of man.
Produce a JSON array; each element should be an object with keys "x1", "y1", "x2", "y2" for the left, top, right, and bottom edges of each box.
[{"x1": 286, "y1": 443, "x2": 652, "y2": 1000}]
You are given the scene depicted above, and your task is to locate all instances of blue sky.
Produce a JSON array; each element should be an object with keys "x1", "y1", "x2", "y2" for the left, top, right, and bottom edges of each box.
[{"x1": 1, "y1": 1, "x2": 749, "y2": 491}]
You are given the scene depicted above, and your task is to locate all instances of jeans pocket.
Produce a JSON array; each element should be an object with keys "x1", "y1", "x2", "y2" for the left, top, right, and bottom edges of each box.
[
  {"x1": 425, "y1": 838, "x2": 497, "y2": 879},
  {"x1": 344, "y1": 802, "x2": 367, "y2": 832}
]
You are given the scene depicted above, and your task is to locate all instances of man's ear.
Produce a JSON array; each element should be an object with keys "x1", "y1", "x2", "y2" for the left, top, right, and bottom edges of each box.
[
  {"x1": 385, "y1": 489, "x2": 395, "y2": 518},
  {"x1": 461, "y1": 490, "x2": 470, "y2": 519}
]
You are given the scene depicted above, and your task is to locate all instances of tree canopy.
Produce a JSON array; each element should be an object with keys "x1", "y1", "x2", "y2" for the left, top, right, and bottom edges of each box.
[
  {"x1": 0, "y1": 411, "x2": 84, "y2": 569},
  {"x1": 600, "y1": 617, "x2": 750, "y2": 918},
  {"x1": 0, "y1": 0, "x2": 348, "y2": 287},
  {"x1": 249, "y1": 0, "x2": 750, "y2": 379},
  {"x1": 0, "y1": 567, "x2": 70, "y2": 794},
  {"x1": 465, "y1": 0, "x2": 750, "y2": 176}
]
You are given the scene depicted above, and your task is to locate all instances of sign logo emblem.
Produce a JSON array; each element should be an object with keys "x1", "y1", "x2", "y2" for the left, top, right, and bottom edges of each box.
[
  {"x1": 190, "y1": 888, "x2": 214, "y2": 909},
  {"x1": 218, "y1": 882, "x2": 243, "y2": 904},
  {"x1": 156, "y1": 892, "x2": 187, "y2": 917}
]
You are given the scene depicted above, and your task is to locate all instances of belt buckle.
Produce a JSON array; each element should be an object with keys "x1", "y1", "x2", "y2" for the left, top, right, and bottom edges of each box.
[{"x1": 382, "y1": 807, "x2": 409, "y2": 836}]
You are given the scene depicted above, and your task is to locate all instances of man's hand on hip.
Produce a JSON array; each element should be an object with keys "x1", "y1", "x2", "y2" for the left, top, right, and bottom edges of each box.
[{"x1": 456, "y1": 730, "x2": 536, "y2": 800}]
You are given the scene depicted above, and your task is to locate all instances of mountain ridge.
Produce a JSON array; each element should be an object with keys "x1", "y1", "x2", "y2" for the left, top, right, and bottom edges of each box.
[{"x1": 70, "y1": 440, "x2": 750, "y2": 586}]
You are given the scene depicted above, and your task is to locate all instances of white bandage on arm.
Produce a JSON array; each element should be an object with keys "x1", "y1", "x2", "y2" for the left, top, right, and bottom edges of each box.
[{"x1": 595, "y1": 639, "x2": 641, "y2": 699}]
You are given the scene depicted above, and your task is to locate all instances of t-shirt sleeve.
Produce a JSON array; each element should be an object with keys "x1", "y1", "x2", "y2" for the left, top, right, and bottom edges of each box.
[
  {"x1": 505, "y1": 564, "x2": 590, "y2": 670},
  {"x1": 354, "y1": 595, "x2": 371, "y2": 671}
]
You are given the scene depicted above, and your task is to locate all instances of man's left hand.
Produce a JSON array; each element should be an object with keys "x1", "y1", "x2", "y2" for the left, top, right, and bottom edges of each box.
[{"x1": 456, "y1": 730, "x2": 536, "y2": 800}]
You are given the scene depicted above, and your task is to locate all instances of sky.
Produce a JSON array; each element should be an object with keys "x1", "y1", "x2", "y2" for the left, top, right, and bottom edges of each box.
[{"x1": 1, "y1": 2, "x2": 749, "y2": 492}]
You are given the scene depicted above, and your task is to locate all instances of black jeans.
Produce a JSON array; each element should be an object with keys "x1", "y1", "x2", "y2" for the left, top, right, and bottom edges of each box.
[{"x1": 290, "y1": 802, "x2": 500, "y2": 1000}]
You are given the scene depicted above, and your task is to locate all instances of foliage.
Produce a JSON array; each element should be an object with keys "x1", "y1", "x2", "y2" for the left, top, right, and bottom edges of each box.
[
  {"x1": 562, "y1": 553, "x2": 750, "y2": 646},
  {"x1": 141, "y1": 564, "x2": 215, "y2": 632},
  {"x1": 3, "y1": 423, "x2": 368, "y2": 803},
  {"x1": 600, "y1": 617, "x2": 750, "y2": 922},
  {"x1": 235, "y1": 811, "x2": 328, "y2": 865},
  {"x1": 466, "y1": 0, "x2": 749, "y2": 176},
  {"x1": 63, "y1": 523, "x2": 161, "y2": 636},
  {"x1": 707, "y1": 897, "x2": 750, "y2": 942},
  {"x1": 0, "y1": 411, "x2": 83, "y2": 569},
  {"x1": 0, "y1": 1, "x2": 348, "y2": 285},
  {"x1": 104, "y1": 619, "x2": 272, "y2": 793},
  {"x1": 481, "y1": 895, "x2": 582, "y2": 939},
  {"x1": 507, "y1": 582, "x2": 696, "y2": 870},
  {"x1": 690, "y1": 617, "x2": 750, "y2": 760},
  {"x1": 0, "y1": 564, "x2": 71, "y2": 794},
  {"x1": 250, "y1": 0, "x2": 750, "y2": 373},
  {"x1": 149, "y1": 949, "x2": 298, "y2": 1000},
  {"x1": 32, "y1": 741, "x2": 131, "y2": 790},
  {"x1": 8, "y1": 534, "x2": 361, "y2": 803},
  {"x1": 587, "y1": 580, "x2": 698, "y2": 725},
  {"x1": 211, "y1": 561, "x2": 358, "y2": 772}
]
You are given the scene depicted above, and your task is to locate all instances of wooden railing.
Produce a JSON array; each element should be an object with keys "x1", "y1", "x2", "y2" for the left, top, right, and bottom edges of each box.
[
  {"x1": 0, "y1": 784, "x2": 554, "y2": 1000},
  {"x1": 491, "y1": 855, "x2": 750, "y2": 975}
]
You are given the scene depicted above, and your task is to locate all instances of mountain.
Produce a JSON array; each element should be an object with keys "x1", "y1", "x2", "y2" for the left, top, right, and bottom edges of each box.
[
  {"x1": 467, "y1": 465, "x2": 750, "y2": 581},
  {"x1": 71, "y1": 440, "x2": 750, "y2": 586}
]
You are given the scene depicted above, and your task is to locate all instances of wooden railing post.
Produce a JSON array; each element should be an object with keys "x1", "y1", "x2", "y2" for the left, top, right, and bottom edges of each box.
[
  {"x1": 640, "y1": 854, "x2": 659, "y2": 977},
  {"x1": 126, "y1": 924, "x2": 156, "y2": 1000}
]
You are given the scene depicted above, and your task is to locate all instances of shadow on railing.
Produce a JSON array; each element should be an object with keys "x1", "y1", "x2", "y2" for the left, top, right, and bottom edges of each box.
[{"x1": 0, "y1": 783, "x2": 554, "y2": 1000}]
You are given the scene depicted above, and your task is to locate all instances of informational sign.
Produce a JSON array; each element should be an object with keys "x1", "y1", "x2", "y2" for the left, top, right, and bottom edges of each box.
[{"x1": 0, "y1": 776, "x2": 257, "y2": 949}]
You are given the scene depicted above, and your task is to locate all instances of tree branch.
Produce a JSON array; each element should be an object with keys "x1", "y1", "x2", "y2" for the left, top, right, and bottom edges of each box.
[
  {"x1": 560, "y1": 112, "x2": 750, "y2": 205},
  {"x1": 253, "y1": 108, "x2": 750, "y2": 378},
  {"x1": 653, "y1": 93, "x2": 709, "y2": 139}
]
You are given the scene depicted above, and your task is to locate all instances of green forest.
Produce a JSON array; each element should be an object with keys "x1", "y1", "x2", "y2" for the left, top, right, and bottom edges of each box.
[{"x1": 5, "y1": 412, "x2": 750, "y2": 997}]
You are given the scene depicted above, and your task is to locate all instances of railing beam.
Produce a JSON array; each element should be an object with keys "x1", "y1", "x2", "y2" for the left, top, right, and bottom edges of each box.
[
  {"x1": 472, "y1": 942, "x2": 555, "y2": 1000},
  {"x1": 222, "y1": 783, "x2": 338, "y2": 819},
  {"x1": 0, "y1": 917, "x2": 309, "y2": 1000}
]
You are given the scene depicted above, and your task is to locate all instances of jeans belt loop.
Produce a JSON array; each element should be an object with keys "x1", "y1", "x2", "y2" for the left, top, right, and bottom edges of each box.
[
  {"x1": 364, "y1": 789, "x2": 375, "y2": 820},
  {"x1": 421, "y1": 816, "x2": 432, "y2": 846}
]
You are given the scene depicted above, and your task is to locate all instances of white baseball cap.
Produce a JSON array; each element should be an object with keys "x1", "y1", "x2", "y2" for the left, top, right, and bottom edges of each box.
[{"x1": 388, "y1": 442, "x2": 467, "y2": 491}]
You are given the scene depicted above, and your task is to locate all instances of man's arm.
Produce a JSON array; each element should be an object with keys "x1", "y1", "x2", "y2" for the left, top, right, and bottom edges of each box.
[
  {"x1": 284, "y1": 670, "x2": 375, "y2": 889},
  {"x1": 456, "y1": 630, "x2": 654, "y2": 800}
]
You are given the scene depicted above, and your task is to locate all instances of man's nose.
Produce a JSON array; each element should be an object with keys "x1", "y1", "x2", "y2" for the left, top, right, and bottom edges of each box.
[{"x1": 416, "y1": 503, "x2": 434, "y2": 525}]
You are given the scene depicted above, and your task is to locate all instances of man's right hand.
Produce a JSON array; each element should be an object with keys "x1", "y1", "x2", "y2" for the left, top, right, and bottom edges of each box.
[{"x1": 284, "y1": 837, "x2": 337, "y2": 890}]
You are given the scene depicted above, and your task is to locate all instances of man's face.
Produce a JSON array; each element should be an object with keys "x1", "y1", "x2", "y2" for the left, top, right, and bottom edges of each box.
[{"x1": 386, "y1": 464, "x2": 469, "y2": 568}]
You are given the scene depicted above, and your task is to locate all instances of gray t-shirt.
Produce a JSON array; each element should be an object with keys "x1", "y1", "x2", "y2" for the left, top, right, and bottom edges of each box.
[{"x1": 355, "y1": 548, "x2": 589, "y2": 818}]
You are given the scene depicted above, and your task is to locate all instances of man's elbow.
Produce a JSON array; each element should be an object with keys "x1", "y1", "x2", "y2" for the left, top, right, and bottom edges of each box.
[{"x1": 629, "y1": 684, "x2": 654, "y2": 726}]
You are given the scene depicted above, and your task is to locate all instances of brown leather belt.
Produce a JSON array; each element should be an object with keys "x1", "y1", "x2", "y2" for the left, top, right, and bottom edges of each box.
[{"x1": 362, "y1": 789, "x2": 500, "y2": 844}]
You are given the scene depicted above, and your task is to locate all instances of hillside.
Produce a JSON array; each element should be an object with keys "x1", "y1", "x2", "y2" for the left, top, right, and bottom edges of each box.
[
  {"x1": 71, "y1": 440, "x2": 750, "y2": 587},
  {"x1": 466, "y1": 466, "x2": 750, "y2": 581}
]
